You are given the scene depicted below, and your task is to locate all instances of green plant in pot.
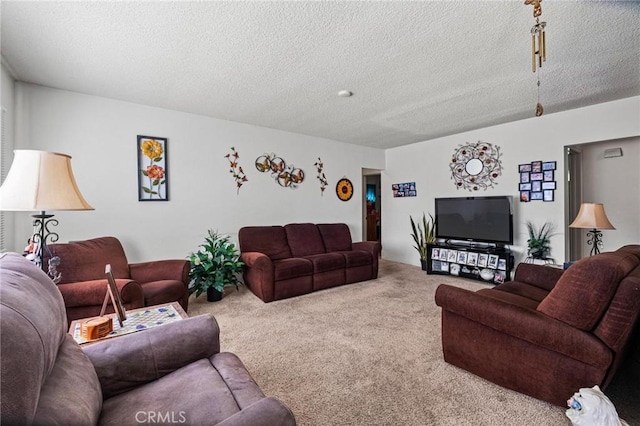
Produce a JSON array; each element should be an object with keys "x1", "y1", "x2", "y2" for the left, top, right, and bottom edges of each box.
[
  {"x1": 410, "y1": 213, "x2": 436, "y2": 270},
  {"x1": 526, "y1": 221, "x2": 555, "y2": 259},
  {"x1": 188, "y1": 230, "x2": 244, "y2": 302}
]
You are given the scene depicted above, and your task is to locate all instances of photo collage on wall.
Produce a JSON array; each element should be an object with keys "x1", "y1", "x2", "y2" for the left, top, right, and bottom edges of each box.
[
  {"x1": 430, "y1": 247, "x2": 507, "y2": 284},
  {"x1": 519, "y1": 161, "x2": 556, "y2": 202},
  {"x1": 392, "y1": 182, "x2": 417, "y2": 197}
]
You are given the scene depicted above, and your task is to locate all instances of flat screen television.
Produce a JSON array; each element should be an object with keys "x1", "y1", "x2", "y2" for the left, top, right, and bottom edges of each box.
[{"x1": 435, "y1": 196, "x2": 514, "y2": 245}]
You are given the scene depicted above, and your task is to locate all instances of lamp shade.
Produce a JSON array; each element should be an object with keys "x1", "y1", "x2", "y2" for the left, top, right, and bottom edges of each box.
[
  {"x1": 0, "y1": 150, "x2": 93, "y2": 211},
  {"x1": 569, "y1": 203, "x2": 615, "y2": 230}
]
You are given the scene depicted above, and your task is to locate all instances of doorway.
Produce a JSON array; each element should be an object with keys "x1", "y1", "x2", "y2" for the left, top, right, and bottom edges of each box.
[
  {"x1": 363, "y1": 171, "x2": 381, "y2": 242},
  {"x1": 565, "y1": 147, "x2": 583, "y2": 261}
]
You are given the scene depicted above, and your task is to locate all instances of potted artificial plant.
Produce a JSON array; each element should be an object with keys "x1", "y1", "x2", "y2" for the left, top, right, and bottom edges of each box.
[
  {"x1": 526, "y1": 221, "x2": 556, "y2": 259},
  {"x1": 410, "y1": 213, "x2": 436, "y2": 270},
  {"x1": 188, "y1": 230, "x2": 244, "y2": 302}
]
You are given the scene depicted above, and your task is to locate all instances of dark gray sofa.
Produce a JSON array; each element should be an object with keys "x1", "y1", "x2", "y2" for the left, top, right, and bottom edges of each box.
[{"x1": 0, "y1": 252, "x2": 296, "y2": 425}]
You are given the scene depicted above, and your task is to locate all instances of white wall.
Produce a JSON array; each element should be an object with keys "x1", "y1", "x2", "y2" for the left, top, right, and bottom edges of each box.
[
  {"x1": 10, "y1": 83, "x2": 385, "y2": 262},
  {"x1": 579, "y1": 137, "x2": 640, "y2": 255},
  {"x1": 1, "y1": 63, "x2": 16, "y2": 251},
  {"x1": 382, "y1": 96, "x2": 640, "y2": 267}
]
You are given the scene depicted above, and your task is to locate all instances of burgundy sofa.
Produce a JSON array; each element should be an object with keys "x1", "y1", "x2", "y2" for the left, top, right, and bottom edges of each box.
[
  {"x1": 0, "y1": 252, "x2": 296, "y2": 426},
  {"x1": 239, "y1": 223, "x2": 380, "y2": 302},
  {"x1": 435, "y1": 245, "x2": 640, "y2": 406},
  {"x1": 45, "y1": 236, "x2": 189, "y2": 324}
]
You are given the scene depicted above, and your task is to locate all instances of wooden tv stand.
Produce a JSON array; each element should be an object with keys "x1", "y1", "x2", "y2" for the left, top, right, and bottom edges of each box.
[{"x1": 426, "y1": 242, "x2": 513, "y2": 284}]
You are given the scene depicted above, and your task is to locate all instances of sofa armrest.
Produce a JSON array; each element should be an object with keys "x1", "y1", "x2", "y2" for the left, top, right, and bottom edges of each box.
[
  {"x1": 352, "y1": 241, "x2": 381, "y2": 257},
  {"x1": 434, "y1": 284, "x2": 612, "y2": 369},
  {"x1": 129, "y1": 259, "x2": 189, "y2": 284},
  {"x1": 215, "y1": 397, "x2": 296, "y2": 426},
  {"x1": 240, "y1": 252, "x2": 275, "y2": 302},
  {"x1": 513, "y1": 263, "x2": 564, "y2": 291},
  {"x1": 83, "y1": 314, "x2": 220, "y2": 398},
  {"x1": 57, "y1": 279, "x2": 143, "y2": 308}
]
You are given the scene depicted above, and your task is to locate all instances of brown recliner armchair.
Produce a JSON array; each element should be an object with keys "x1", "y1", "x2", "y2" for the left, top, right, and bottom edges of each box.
[
  {"x1": 0, "y1": 252, "x2": 296, "y2": 426},
  {"x1": 435, "y1": 245, "x2": 640, "y2": 406},
  {"x1": 45, "y1": 236, "x2": 189, "y2": 323}
]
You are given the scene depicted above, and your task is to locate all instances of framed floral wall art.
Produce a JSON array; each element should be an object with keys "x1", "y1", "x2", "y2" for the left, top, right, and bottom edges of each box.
[{"x1": 137, "y1": 135, "x2": 168, "y2": 201}]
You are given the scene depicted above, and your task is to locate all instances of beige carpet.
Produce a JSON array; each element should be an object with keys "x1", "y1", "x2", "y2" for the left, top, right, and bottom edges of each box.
[{"x1": 188, "y1": 260, "x2": 634, "y2": 426}]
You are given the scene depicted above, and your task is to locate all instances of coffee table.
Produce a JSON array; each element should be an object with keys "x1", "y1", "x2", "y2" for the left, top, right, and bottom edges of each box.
[{"x1": 69, "y1": 301, "x2": 188, "y2": 346}]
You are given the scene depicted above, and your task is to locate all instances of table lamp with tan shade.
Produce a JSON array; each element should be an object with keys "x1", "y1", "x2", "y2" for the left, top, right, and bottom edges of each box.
[
  {"x1": 0, "y1": 150, "x2": 93, "y2": 280},
  {"x1": 569, "y1": 203, "x2": 615, "y2": 256}
]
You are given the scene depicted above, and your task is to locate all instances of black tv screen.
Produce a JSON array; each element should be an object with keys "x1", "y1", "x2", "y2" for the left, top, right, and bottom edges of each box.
[{"x1": 435, "y1": 196, "x2": 514, "y2": 245}]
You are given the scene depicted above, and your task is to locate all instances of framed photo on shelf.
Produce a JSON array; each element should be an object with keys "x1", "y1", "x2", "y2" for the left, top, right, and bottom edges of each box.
[
  {"x1": 467, "y1": 252, "x2": 478, "y2": 266},
  {"x1": 440, "y1": 262, "x2": 449, "y2": 272},
  {"x1": 439, "y1": 249, "x2": 449, "y2": 261},
  {"x1": 432, "y1": 248, "x2": 440, "y2": 259},
  {"x1": 477, "y1": 253, "x2": 488, "y2": 267},
  {"x1": 447, "y1": 250, "x2": 458, "y2": 262},
  {"x1": 497, "y1": 258, "x2": 507, "y2": 270},
  {"x1": 488, "y1": 254, "x2": 499, "y2": 269},
  {"x1": 457, "y1": 251, "x2": 468, "y2": 265}
]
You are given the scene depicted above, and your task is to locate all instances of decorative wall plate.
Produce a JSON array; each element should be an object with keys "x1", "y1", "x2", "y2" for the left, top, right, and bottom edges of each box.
[{"x1": 336, "y1": 178, "x2": 354, "y2": 201}]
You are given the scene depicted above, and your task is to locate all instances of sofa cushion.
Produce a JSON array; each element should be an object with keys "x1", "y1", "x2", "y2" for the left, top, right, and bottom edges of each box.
[
  {"x1": 304, "y1": 253, "x2": 346, "y2": 273},
  {"x1": 239, "y1": 226, "x2": 292, "y2": 261},
  {"x1": 477, "y1": 288, "x2": 540, "y2": 310},
  {"x1": 141, "y1": 280, "x2": 188, "y2": 307},
  {"x1": 48, "y1": 237, "x2": 131, "y2": 283},
  {"x1": 273, "y1": 258, "x2": 313, "y2": 281},
  {"x1": 317, "y1": 223, "x2": 353, "y2": 252},
  {"x1": 493, "y1": 281, "x2": 549, "y2": 304},
  {"x1": 284, "y1": 223, "x2": 326, "y2": 256},
  {"x1": 537, "y1": 252, "x2": 639, "y2": 330},
  {"x1": 338, "y1": 250, "x2": 373, "y2": 268}
]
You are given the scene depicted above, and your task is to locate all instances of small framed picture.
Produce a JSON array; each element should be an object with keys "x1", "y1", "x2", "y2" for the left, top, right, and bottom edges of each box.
[
  {"x1": 432, "y1": 260, "x2": 442, "y2": 271},
  {"x1": 494, "y1": 271, "x2": 506, "y2": 284},
  {"x1": 440, "y1": 262, "x2": 449, "y2": 272},
  {"x1": 519, "y1": 183, "x2": 531, "y2": 191},
  {"x1": 497, "y1": 258, "x2": 507, "y2": 270},
  {"x1": 520, "y1": 172, "x2": 530, "y2": 183},
  {"x1": 431, "y1": 248, "x2": 440, "y2": 259},
  {"x1": 531, "y1": 191, "x2": 543, "y2": 200},
  {"x1": 477, "y1": 253, "x2": 488, "y2": 267},
  {"x1": 519, "y1": 164, "x2": 532, "y2": 172},
  {"x1": 531, "y1": 161, "x2": 542, "y2": 173},
  {"x1": 542, "y1": 161, "x2": 557, "y2": 171},
  {"x1": 520, "y1": 191, "x2": 530, "y2": 202},
  {"x1": 532, "y1": 181, "x2": 542, "y2": 192},
  {"x1": 543, "y1": 170, "x2": 554, "y2": 181},
  {"x1": 104, "y1": 264, "x2": 127, "y2": 327},
  {"x1": 530, "y1": 172, "x2": 543, "y2": 181},
  {"x1": 542, "y1": 181, "x2": 556, "y2": 190},
  {"x1": 457, "y1": 251, "x2": 468, "y2": 264},
  {"x1": 439, "y1": 249, "x2": 449, "y2": 261},
  {"x1": 447, "y1": 250, "x2": 458, "y2": 262},
  {"x1": 467, "y1": 252, "x2": 478, "y2": 266},
  {"x1": 543, "y1": 189, "x2": 555, "y2": 202},
  {"x1": 488, "y1": 254, "x2": 499, "y2": 269}
]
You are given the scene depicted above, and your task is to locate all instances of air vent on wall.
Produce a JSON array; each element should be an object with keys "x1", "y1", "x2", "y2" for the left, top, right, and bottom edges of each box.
[{"x1": 604, "y1": 148, "x2": 623, "y2": 158}]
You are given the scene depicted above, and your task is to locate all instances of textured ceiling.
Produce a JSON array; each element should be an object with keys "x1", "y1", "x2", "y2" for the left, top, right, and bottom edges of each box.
[{"x1": 1, "y1": 1, "x2": 639, "y2": 149}]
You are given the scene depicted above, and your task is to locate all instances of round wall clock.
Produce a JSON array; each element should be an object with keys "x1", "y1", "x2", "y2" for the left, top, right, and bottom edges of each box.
[{"x1": 336, "y1": 178, "x2": 354, "y2": 201}]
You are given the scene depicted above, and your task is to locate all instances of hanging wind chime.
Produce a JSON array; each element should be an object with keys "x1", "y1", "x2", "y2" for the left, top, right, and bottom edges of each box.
[{"x1": 525, "y1": 0, "x2": 547, "y2": 116}]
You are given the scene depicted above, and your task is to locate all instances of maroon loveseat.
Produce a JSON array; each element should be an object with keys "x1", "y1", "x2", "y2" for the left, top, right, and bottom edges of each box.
[
  {"x1": 435, "y1": 245, "x2": 640, "y2": 406},
  {"x1": 238, "y1": 223, "x2": 380, "y2": 302}
]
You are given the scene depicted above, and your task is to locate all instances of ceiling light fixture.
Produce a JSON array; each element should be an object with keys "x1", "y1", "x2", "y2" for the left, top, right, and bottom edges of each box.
[{"x1": 525, "y1": 0, "x2": 547, "y2": 117}]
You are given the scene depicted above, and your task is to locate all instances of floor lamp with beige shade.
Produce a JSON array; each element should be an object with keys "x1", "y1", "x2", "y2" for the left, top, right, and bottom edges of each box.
[
  {"x1": 0, "y1": 150, "x2": 93, "y2": 281},
  {"x1": 569, "y1": 203, "x2": 615, "y2": 256}
]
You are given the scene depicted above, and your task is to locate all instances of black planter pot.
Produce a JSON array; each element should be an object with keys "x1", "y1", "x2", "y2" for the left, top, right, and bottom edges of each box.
[
  {"x1": 206, "y1": 287, "x2": 223, "y2": 302},
  {"x1": 420, "y1": 259, "x2": 427, "y2": 271}
]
